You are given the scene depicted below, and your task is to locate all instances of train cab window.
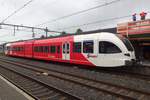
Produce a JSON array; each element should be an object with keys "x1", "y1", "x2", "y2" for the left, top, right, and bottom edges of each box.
[
  {"x1": 57, "y1": 46, "x2": 60, "y2": 53},
  {"x1": 117, "y1": 35, "x2": 134, "y2": 51},
  {"x1": 50, "y1": 46, "x2": 56, "y2": 53},
  {"x1": 122, "y1": 38, "x2": 134, "y2": 51},
  {"x1": 83, "y1": 40, "x2": 93, "y2": 53},
  {"x1": 73, "y1": 42, "x2": 81, "y2": 53},
  {"x1": 99, "y1": 41, "x2": 121, "y2": 53}
]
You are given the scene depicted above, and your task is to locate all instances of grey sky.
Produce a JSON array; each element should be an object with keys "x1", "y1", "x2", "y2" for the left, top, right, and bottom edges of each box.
[{"x1": 0, "y1": 0, "x2": 150, "y2": 44}]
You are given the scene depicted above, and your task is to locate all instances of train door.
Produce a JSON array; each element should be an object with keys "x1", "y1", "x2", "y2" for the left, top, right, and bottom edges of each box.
[{"x1": 62, "y1": 42, "x2": 70, "y2": 60}]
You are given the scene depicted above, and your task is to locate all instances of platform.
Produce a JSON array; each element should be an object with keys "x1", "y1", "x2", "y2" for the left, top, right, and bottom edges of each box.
[
  {"x1": 141, "y1": 60, "x2": 150, "y2": 67},
  {"x1": 117, "y1": 19, "x2": 150, "y2": 40},
  {"x1": 0, "y1": 75, "x2": 35, "y2": 100}
]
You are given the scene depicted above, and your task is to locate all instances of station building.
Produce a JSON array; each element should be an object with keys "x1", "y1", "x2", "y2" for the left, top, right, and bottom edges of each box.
[{"x1": 117, "y1": 19, "x2": 150, "y2": 61}]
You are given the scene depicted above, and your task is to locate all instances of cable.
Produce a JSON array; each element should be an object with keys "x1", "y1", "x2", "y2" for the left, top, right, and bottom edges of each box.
[
  {"x1": 1, "y1": 0, "x2": 35, "y2": 23},
  {"x1": 57, "y1": 15, "x2": 131, "y2": 30},
  {"x1": 57, "y1": 11, "x2": 150, "y2": 30},
  {"x1": 36, "y1": 0, "x2": 121, "y2": 26}
]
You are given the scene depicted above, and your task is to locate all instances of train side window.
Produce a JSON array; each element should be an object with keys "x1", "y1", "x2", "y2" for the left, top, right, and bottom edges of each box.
[
  {"x1": 16, "y1": 47, "x2": 18, "y2": 51},
  {"x1": 12, "y1": 47, "x2": 14, "y2": 51},
  {"x1": 17, "y1": 47, "x2": 19, "y2": 51},
  {"x1": 39, "y1": 46, "x2": 41, "y2": 52},
  {"x1": 44, "y1": 46, "x2": 49, "y2": 53},
  {"x1": 18, "y1": 47, "x2": 20, "y2": 51},
  {"x1": 67, "y1": 43, "x2": 69, "y2": 54},
  {"x1": 99, "y1": 41, "x2": 121, "y2": 53},
  {"x1": 39, "y1": 46, "x2": 44, "y2": 52},
  {"x1": 73, "y1": 42, "x2": 81, "y2": 53},
  {"x1": 83, "y1": 40, "x2": 93, "y2": 53},
  {"x1": 14, "y1": 47, "x2": 16, "y2": 51},
  {"x1": 37, "y1": 47, "x2": 39, "y2": 52},
  {"x1": 63, "y1": 44, "x2": 65, "y2": 53},
  {"x1": 20, "y1": 47, "x2": 22, "y2": 51},
  {"x1": 41, "y1": 46, "x2": 44, "y2": 52},
  {"x1": 16, "y1": 47, "x2": 17, "y2": 51},
  {"x1": 34, "y1": 47, "x2": 38, "y2": 52},
  {"x1": 50, "y1": 46, "x2": 56, "y2": 53},
  {"x1": 36, "y1": 47, "x2": 39, "y2": 52},
  {"x1": 34, "y1": 47, "x2": 36, "y2": 52},
  {"x1": 57, "y1": 46, "x2": 60, "y2": 53}
]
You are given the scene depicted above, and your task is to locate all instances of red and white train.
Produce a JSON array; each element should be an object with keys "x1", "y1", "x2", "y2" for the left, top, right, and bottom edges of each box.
[{"x1": 5, "y1": 32, "x2": 136, "y2": 67}]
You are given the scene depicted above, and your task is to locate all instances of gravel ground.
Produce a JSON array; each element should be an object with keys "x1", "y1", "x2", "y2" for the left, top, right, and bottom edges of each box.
[
  {"x1": 0, "y1": 61, "x2": 123, "y2": 100},
  {"x1": 1, "y1": 56, "x2": 150, "y2": 94}
]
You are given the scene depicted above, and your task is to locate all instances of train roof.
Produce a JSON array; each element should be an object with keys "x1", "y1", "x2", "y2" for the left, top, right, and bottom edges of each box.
[{"x1": 6, "y1": 27, "x2": 117, "y2": 44}]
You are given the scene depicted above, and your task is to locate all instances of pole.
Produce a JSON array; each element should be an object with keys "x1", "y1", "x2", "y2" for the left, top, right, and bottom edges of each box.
[
  {"x1": 14, "y1": 26, "x2": 15, "y2": 36},
  {"x1": 45, "y1": 27, "x2": 48, "y2": 38},
  {"x1": 32, "y1": 28, "x2": 35, "y2": 38}
]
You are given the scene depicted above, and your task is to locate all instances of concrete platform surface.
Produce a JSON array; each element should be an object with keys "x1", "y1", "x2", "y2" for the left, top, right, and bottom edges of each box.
[
  {"x1": 141, "y1": 60, "x2": 150, "y2": 67},
  {"x1": 0, "y1": 75, "x2": 35, "y2": 100}
]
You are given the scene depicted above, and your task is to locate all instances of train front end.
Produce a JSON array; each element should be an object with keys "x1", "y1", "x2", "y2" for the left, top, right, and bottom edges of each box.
[{"x1": 118, "y1": 35, "x2": 136, "y2": 66}]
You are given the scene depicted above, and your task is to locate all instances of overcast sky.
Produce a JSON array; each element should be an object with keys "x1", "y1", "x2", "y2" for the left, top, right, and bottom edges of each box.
[{"x1": 0, "y1": 0, "x2": 150, "y2": 44}]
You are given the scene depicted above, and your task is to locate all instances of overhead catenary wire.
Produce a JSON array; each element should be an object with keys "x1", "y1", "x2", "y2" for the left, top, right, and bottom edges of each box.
[
  {"x1": 0, "y1": 24, "x2": 54, "y2": 37},
  {"x1": 36, "y1": 0, "x2": 121, "y2": 26},
  {"x1": 57, "y1": 11, "x2": 150, "y2": 30},
  {"x1": 1, "y1": 0, "x2": 35, "y2": 23}
]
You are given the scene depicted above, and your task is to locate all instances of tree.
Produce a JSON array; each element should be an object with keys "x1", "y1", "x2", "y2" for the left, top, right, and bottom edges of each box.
[
  {"x1": 61, "y1": 31, "x2": 66, "y2": 35},
  {"x1": 76, "y1": 28, "x2": 83, "y2": 34}
]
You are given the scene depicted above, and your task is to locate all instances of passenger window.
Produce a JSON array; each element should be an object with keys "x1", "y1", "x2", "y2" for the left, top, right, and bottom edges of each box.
[
  {"x1": 20, "y1": 47, "x2": 21, "y2": 51},
  {"x1": 73, "y1": 42, "x2": 81, "y2": 53},
  {"x1": 37, "y1": 47, "x2": 39, "y2": 52},
  {"x1": 83, "y1": 40, "x2": 93, "y2": 53},
  {"x1": 99, "y1": 41, "x2": 121, "y2": 53},
  {"x1": 63, "y1": 44, "x2": 65, "y2": 53},
  {"x1": 44, "y1": 46, "x2": 49, "y2": 53},
  {"x1": 34, "y1": 47, "x2": 37, "y2": 52},
  {"x1": 67, "y1": 43, "x2": 69, "y2": 54},
  {"x1": 57, "y1": 46, "x2": 60, "y2": 53},
  {"x1": 39, "y1": 46, "x2": 43, "y2": 52},
  {"x1": 17, "y1": 47, "x2": 19, "y2": 52},
  {"x1": 50, "y1": 46, "x2": 56, "y2": 53}
]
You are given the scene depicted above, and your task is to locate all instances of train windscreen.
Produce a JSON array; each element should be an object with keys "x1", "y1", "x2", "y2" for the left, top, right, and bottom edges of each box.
[
  {"x1": 117, "y1": 34, "x2": 134, "y2": 51},
  {"x1": 122, "y1": 38, "x2": 134, "y2": 51}
]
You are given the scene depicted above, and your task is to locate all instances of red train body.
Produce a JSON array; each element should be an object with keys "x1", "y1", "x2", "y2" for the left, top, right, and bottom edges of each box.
[{"x1": 5, "y1": 32, "x2": 136, "y2": 67}]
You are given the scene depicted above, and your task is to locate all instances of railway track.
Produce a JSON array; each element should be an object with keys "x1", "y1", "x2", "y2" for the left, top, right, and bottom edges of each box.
[
  {"x1": 0, "y1": 65, "x2": 81, "y2": 100},
  {"x1": 0, "y1": 58, "x2": 149, "y2": 100},
  {"x1": 95, "y1": 66, "x2": 150, "y2": 81},
  {"x1": 1, "y1": 56, "x2": 150, "y2": 81}
]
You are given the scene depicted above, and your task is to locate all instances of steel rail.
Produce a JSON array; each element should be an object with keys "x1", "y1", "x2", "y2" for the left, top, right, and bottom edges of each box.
[
  {"x1": 0, "y1": 58, "x2": 149, "y2": 99},
  {"x1": 0, "y1": 61, "x2": 82, "y2": 100}
]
